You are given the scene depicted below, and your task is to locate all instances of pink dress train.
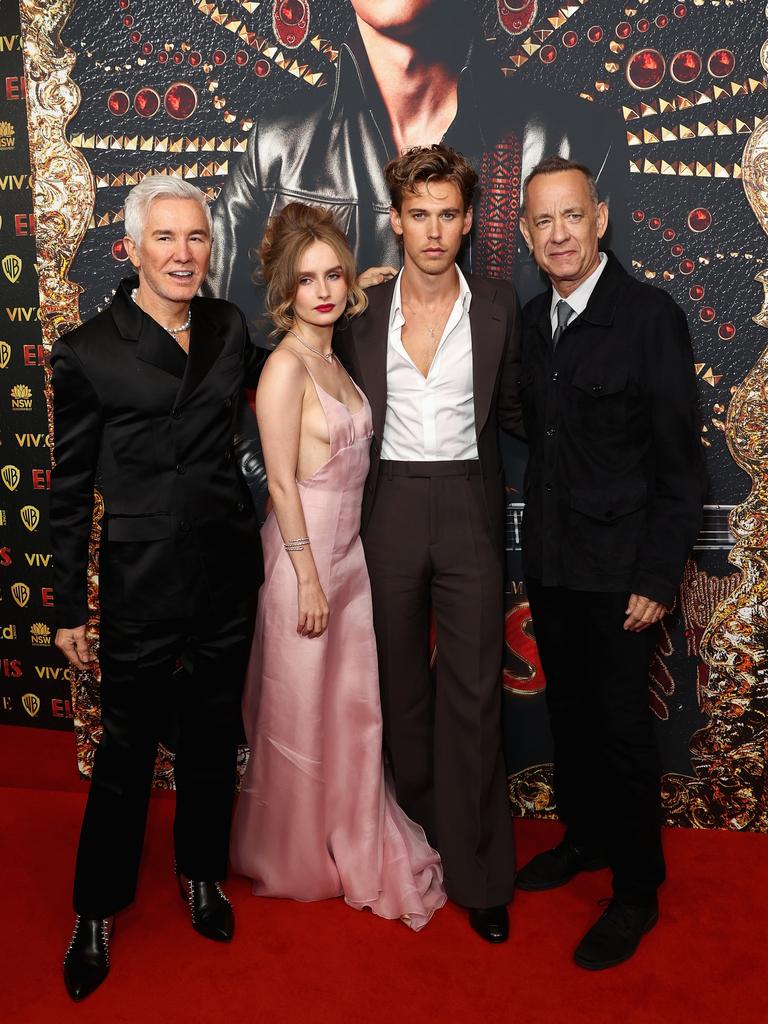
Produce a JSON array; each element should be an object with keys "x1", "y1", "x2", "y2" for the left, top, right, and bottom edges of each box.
[{"x1": 231, "y1": 362, "x2": 446, "y2": 930}]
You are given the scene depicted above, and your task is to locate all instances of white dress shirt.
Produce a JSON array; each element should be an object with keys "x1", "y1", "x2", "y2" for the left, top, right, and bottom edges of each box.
[
  {"x1": 549, "y1": 250, "x2": 608, "y2": 336},
  {"x1": 381, "y1": 268, "x2": 478, "y2": 461}
]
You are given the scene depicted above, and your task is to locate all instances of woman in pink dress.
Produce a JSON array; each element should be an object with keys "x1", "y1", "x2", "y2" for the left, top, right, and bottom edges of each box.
[{"x1": 230, "y1": 203, "x2": 445, "y2": 930}]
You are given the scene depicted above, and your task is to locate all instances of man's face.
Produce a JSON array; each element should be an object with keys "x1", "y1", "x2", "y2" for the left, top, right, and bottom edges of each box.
[
  {"x1": 124, "y1": 197, "x2": 211, "y2": 306},
  {"x1": 520, "y1": 170, "x2": 608, "y2": 297},
  {"x1": 390, "y1": 180, "x2": 472, "y2": 276},
  {"x1": 350, "y1": 0, "x2": 440, "y2": 32}
]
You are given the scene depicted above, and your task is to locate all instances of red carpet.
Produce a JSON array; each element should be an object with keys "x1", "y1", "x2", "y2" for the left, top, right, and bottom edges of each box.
[{"x1": 2, "y1": 725, "x2": 767, "y2": 1024}]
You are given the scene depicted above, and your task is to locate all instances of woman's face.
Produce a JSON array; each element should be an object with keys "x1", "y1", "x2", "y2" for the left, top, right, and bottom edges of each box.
[{"x1": 291, "y1": 240, "x2": 349, "y2": 334}]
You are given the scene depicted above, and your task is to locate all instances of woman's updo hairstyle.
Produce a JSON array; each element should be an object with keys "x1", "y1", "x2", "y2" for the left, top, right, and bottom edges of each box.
[{"x1": 258, "y1": 202, "x2": 367, "y2": 334}]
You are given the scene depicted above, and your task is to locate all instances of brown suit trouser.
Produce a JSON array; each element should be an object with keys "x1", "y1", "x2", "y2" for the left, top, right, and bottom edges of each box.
[{"x1": 363, "y1": 460, "x2": 515, "y2": 908}]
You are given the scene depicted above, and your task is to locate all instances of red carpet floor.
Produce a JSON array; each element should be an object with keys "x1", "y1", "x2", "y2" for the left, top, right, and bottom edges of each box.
[{"x1": 2, "y1": 725, "x2": 767, "y2": 1024}]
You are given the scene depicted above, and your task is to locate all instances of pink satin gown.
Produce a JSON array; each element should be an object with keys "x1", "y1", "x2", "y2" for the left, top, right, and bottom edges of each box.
[{"x1": 231, "y1": 362, "x2": 446, "y2": 930}]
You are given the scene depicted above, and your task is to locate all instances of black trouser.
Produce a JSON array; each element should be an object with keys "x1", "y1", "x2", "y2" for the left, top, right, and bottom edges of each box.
[
  {"x1": 72, "y1": 603, "x2": 254, "y2": 918},
  {"x1": 526, "y1": 578, "x2": 665, "y2": 907},
  {"x1": 364, "y1": 460, "x2": 515, "y2": 909}
]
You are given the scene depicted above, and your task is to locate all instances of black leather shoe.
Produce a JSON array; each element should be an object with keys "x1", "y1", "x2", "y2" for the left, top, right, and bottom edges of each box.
[
  {"x1": 177, "y1": 872, "x2": 235, "y2": 942},
  {"x1": 469, "y1": 905, "x2": 509, "y2": 944},
  {"x1": 574, "y1": 899, "x2": 658, "y2": 970},
  {"x1": 516, "y1": 840, "x2": 608, "y2": 892},
  {"x1": 63, "y1": 915, "x2": 113, "y2": 1002}
]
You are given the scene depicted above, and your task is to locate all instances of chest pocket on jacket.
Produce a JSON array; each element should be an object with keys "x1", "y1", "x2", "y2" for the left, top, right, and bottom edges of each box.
[{"x1": 570, "y1": 366, "x2": 628, "y2": 438}]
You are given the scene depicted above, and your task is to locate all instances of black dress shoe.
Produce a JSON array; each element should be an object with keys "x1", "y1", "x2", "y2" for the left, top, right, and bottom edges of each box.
[
  {"x1": 574, "y1": 899, "x2": 658, "y2": 970},
  {"x1": 469, "y1": 905, "x2": 509, "y2": 944},
  {"x1": 516, "y1": 840, "x2": 608, "y2": 892},
  {"x1": 177, "y1": 872, "x2": 235, "y2": 942},
  {"x1": 63, "y1": 915, "x2": 113, "y2": 1002}
]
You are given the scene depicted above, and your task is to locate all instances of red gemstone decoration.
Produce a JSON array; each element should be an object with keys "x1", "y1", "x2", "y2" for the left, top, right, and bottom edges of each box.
[
  {"x1": 670, "y1": 50, "x2": 701, "y2": 85},
  {"x1": 671, "y1": 243, "x2": 684, "y2": 257},
  {"x1": 118, "y1": 0, "x2": 130, "y2": 8},
  {"x1": 637, "y1": 19, "x2": 650, "y2": 33},
  {"x1": 188, "y1": 52, "x2": 202, "y2": 67},
  {"x1": 274, "y1": 0, "x2": 309, "y2": 49},
  {"x1": 679, "y1": 259, "x2": 695, "y2": 275},
  {"x1": 626, "y1": 49, "x2": 666, "y2": 91},
  {"x1": 157, "y1": 51, "x2": 168, "y2": 63},
  {"x1": 632, "y1": 210, "x2": 645, "y2": 223},
  {"x1": 164, "y1": 82, "x2": 198, "y2": 120},
  {"x1": 588, "y1": 26, "x2": 603, "y2": 43},
  {"x1": 497, "y1": 0, "x2": 538, "y2": 37},
  {"x1": 142, "y1": 42, "x2": 153, "y2": 55},
  {"x1": 111, "y1": 239, "x2": 128, "y2": 262},
  {"x1": 648, "y1": 216, "x2": 662, "y2": 230},
  {"x1": 134, "y1": 88, "x2": 160, "y2": 117},
  {"x1": 107, "y1": 90, "x2": 130, "y2": 116},
  {"x1": 122, "y1": 15, "x2": 134, "y2": 27},
  {"x1": 674, "y1": 4, "x2": 687, "y2": 17},
  {"x1": 718, "y1": 323, "x2": 736, "y2": 340},
  {"x1": 689, "y1": 285, "x2": 705, "y2": 301},
  {"x1": 213, "y1": 49, "x2": 227, "y2": 65},
  {"x1": 172, "y1": 52, "x2": 184, "y2": 65},
  {"x1": 235, "y1": 50, "x2": 249, "y2": 66},
  {"x1": 254, "y1": 59, "x2": 271, "y2": 77},
  {"x1": 563, "y1": 31, "x2": 578, "y2": 48},
  {"x1": 539, "y1": 45, "x2": 557, "y2": 65},
  {"x1": 663, "y1": 228, "x2": 676, "y2": 241},
  {"x1": 699, "y1": 306, "x2": 715, "y2": 323},
  {"x1": 129, "y1": 31, "x2": 141, "y2": 44},
  {"x1": 688, "y1": 208, "x2": 712, "y2": 232},
  {"x1": 708, "y1": 49, "x2": 735, "y2": 78},
  {"x1": 616, "y1": 22, "x2": 632, "y2": 39},
  {"x1": 280, "y1": 0, "x2": 305, "y2": 21},
  {"x1": 655, "y1": 15, "x2": 669, "y2": 28}
]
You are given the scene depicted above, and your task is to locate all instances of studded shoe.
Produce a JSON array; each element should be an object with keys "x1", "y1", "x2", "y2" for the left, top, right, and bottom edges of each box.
[
  {"x1": 176, "y1": 870, "x2": 235, "y2": 942},
  {"x1": 63, "y1": 915, "x2": 114, "y2": 1002}
]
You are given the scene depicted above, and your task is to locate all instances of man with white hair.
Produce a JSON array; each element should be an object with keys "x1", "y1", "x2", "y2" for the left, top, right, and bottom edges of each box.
[{"x1": 51, "y1": 177, "x2": 265, "y2": 1001}]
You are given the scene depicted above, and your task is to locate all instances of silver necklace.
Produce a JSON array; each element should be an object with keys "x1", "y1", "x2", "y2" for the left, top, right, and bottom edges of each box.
[
  {"x1": 286, "y1": 327, "x2": 334, "y2": 364},
  {"x1": 131, "y1": 288, "x2": 191, "y2": 336}
]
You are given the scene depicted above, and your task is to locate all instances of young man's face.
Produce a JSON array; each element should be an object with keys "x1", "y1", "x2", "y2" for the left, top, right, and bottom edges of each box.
[
  {"x1": 390, "y1": 179, "x2": 472, "y2": 277},
  {"x1": 350, "y1": 0, "x2": 441, "y2": 32},
  {"x1": 520, "y1": 170, "x2": 608, "y2": 298}
]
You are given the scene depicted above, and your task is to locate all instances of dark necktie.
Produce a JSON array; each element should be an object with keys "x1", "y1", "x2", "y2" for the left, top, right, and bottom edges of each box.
[{"x1": 552, "y1": 299, "x2": 573, "y2": 349}]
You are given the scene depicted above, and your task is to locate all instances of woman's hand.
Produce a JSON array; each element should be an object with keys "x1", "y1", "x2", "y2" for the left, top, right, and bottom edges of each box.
[{"x1": 297, "y1": 580, "x2": 330, "y2": 638}]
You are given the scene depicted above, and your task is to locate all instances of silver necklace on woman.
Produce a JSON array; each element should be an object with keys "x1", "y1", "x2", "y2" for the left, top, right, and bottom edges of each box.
[
  {"x1": 131, "y1": 288, "x2": 191, "y2": 336},
  {"x1": 286, "y1": 327, "x2": 334, "y2": 364}
]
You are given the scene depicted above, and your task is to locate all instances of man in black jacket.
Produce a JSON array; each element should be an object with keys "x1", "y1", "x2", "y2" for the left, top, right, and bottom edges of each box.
[
  {"x1": 205, "y1": 0, "x2": 629, "y2": 323},
  {"x1": 515, "y1": 156, "x2": 705, "y2": 969},
  {"x1": 51, "y1": 178, "x2": 265, "y2": 1001}
]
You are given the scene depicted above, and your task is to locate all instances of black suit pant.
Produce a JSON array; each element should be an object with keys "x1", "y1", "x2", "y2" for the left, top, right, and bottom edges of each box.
[
  {"x1": 526, "y1": 579, "x2": 665, "y2": 907},
  {"x1": 364, "y1": 462, "x2": 515, "y2": 909},
  {"x1": 73, "y1": 602, "x2": 254, "y2": 918}
]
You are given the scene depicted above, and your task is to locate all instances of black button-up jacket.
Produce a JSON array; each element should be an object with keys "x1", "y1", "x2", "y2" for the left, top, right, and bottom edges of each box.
[{"x1": 519, "y1": 252, "x2": 706, "y2": 607}]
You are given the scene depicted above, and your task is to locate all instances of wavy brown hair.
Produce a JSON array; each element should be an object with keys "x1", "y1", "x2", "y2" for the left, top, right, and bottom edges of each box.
[
  {"x1": 384, "y1": 144, "x2": 478, "y2": 213},
  {"x1": 258, "y1": 203, "x2": 367, "y2": 335}
]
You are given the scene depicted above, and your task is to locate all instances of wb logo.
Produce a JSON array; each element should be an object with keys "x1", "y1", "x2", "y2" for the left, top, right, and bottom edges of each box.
[
  {"x1": 1, "y1": 465, "x2": 19, "y2": 491},
  {"x1": 20, "y1": 505, "x2": 39, "y2": 531},
  {"x1": 22, "y1": 693, "x2": 40, "y2": 718},
  {"x1": 2, "y1": 255, "x2": 21, "y2": 285},
  {"x1": 0, "y1": 340, "x2": 9, "y2": 369},
  {"x1": 11, "y1": 581, "x2": 29, "y2": 607}
]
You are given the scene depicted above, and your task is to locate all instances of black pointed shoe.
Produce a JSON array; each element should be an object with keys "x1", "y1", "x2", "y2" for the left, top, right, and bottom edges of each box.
[
  {"x1": 469, "y1": 905, "x2": 509, "y2": 944},
  {"x1": 63, "y1": 915, "x2": 113, "y2": 1002},
  {"x1": 574, "y1": 899, "x2": 659, "y2": 970},
  {"x1": 516, "y1": 840, "x2": 608, "y2": 892},
  {"x1": 177, "y1": 872, "x2": 235, "y2": 942}
]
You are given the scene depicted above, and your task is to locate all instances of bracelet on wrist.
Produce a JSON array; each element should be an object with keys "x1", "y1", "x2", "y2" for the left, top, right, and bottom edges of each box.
[{"x1": 284, "y1": 537, "x2": 310, "y2": 552}]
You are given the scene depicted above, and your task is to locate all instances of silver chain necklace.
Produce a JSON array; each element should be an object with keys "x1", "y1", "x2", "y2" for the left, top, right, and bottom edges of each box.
[
  {"x1": 286, "y1": 328, "x2": 334, "y2": 364},
  {"x1": 131, "y1": 288, "x2": 191, "y2": 336}
]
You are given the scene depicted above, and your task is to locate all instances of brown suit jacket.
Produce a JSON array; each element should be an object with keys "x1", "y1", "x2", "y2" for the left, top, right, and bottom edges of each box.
[{"x1": 334, "y1": 272, "x2": 522, "y2": 554}]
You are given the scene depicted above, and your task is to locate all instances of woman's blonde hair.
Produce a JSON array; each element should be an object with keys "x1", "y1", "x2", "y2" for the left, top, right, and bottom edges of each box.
[{"x1": 258, "y1": 203, "x2": 367, "y2": 334}]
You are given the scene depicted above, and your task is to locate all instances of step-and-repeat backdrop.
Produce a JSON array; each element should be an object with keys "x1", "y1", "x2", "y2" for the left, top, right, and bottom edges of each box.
[{"x1": 2, "y1": 0, "x2": 767, "y2": 829}]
